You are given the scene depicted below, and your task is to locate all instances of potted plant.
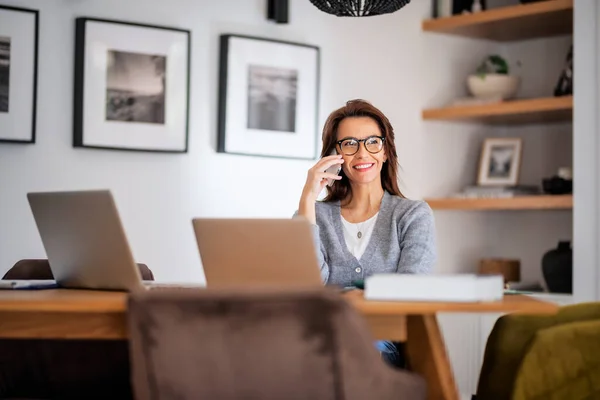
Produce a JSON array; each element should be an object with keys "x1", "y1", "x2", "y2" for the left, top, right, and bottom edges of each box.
[{"x1": 467, "y1": 55, "x2": 520, "y2": 100}]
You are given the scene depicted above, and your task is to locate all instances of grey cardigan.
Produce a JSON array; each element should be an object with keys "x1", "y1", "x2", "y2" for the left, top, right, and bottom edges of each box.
[{"x1": 302, "y1": 191, "x2": 436, "y2": 288}]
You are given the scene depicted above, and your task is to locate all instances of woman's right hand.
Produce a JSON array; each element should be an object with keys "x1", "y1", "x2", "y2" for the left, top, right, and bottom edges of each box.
[
  {"x1": 297, "y1": 154, "x2": 344, "y2": 223},
  {"x1": 302, "y1": 154, "x2": 344, "y2": 200}
]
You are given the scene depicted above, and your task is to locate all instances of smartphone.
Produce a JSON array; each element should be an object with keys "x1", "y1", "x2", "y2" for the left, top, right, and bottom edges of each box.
[{"x1": 324, "y1": 149, "x2": 342, "y2": 187}]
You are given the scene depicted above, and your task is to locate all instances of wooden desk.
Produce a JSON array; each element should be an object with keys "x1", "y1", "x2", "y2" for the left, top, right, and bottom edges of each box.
[{"x1": 0, "y1": 289, "x2": 558, "y2": 400}]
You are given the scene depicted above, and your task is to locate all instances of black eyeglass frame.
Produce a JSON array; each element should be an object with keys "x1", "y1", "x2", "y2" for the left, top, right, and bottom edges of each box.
[{"x1": 335, "y1": 135, "x2": 386, "y2": 156}]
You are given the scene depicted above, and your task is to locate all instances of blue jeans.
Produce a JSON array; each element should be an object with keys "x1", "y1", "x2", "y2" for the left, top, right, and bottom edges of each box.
[{"x1": 375, "y1": 340, "x2": 404, "y2": 368}]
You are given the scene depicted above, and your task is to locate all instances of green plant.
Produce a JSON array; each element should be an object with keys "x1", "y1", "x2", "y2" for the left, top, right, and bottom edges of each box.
[{"x1": 475, "y1": 55, "x2": 509, "y2": 78}]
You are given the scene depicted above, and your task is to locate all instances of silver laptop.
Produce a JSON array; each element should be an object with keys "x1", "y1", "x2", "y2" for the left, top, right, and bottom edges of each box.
[
  {"x1": 191, "y1": 218, "x2": 323, "y2": 288},
  {"x1": 26, "y1": 190, "x2": 148, "y2": 291}
]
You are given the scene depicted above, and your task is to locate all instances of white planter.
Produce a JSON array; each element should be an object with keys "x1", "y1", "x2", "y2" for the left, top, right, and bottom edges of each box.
[{"x1": 467, "y1": 73, "x2": 520, "y2": 100}]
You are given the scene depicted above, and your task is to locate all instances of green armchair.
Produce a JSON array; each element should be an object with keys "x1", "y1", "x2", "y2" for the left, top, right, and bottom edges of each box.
[{"x1": 476, "y1": 301, "x2": 600, "y2": 400}]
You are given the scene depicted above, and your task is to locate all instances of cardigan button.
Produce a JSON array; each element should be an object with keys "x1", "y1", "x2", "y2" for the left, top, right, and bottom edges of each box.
[{"x1": 355, "y1": 267, "x2": 361, "y2": 273}]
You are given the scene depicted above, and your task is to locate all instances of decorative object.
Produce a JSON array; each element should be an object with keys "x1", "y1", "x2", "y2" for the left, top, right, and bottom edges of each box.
[
  {"x1": 453, "y1": 0, "x2": 486, "y2": 15},
  {"x1": 467, "y1": 75, "x2": 519, "y2": 100},
  {"x1": 479, "y1": 258, "x2": 521, "y2": 284},
  {"x1": 542, "y1": 241, "x2": 572, "y2": 294},
  {"x1": 554, "y1": 45, "x2": 572, "y2": 97},
  {"x1": 542, "y1": 167, "x2": 573, "y2": 194},
  {"x1": 477, "y1": 138, "x2": 522, "y2": 186},
  {"x1": 467, "y1": 55, "x2": 520, "y2": 100},
  {"x1": 0, "y1": 5, "x2": 38, "y2": 143},
  {"x1": 267, "y1": 0, "x2": 288, "y2": 23},
  {"x1": 73, "y1": 18, "x2": 190, "y2": 153},
  {"x1": 217, "y1": 34, "x2": 320, "y2": 159},
  {"x1": 309, "y1": 0, "x2": 411, "y2": 16}
]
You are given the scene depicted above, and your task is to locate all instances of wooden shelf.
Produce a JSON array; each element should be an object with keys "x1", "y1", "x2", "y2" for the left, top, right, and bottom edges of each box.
[
  {"x1": 425, "y1": 195, "x2": 573, "y2": 211},
  {"x1": 422, "y1": 0, "x2": 573, "y2": 41},
  {"x1": 422, "y1": 96, "x2": 572, "y2": 125}
]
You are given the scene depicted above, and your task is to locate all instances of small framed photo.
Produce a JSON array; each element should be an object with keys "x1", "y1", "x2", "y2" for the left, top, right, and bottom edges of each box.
[
  {"x1": 477, "y1": 138, "x2": 522, "y2": 186},
  {"x1": 0, "y1": 5, "x2": 39, "y2": 143},
  {"x1": 217, "y1": 34, "x2": 320, "y2": 159},
  {"x1": 74, "y1": 18, "x2": 190, "y2": 153}
]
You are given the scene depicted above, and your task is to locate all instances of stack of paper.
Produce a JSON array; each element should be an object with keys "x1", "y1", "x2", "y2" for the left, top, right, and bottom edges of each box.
[{"x1": 364, "y1": 274, "x2": 504, "y2": 302}]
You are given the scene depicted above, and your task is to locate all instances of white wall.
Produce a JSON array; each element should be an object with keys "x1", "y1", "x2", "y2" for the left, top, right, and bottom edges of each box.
[{"x1": 0, "y1": 0, "x2": 490, "y2": 283}]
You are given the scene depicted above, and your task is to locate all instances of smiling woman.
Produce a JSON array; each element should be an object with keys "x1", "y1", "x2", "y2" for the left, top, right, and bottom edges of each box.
[{"x1": 295, "y1": 99, "x2": 437, "y2": 369}]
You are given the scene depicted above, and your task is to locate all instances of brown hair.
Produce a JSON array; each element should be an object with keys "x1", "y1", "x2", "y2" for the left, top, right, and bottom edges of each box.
[{"x1": 321, "y1": 99, "x2": 404, "y2": 203}]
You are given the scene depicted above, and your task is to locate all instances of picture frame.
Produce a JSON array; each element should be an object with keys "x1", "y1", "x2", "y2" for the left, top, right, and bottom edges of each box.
[
  {"x1": 217, "y1": 34, "x2": 320, "y2": 160},
  {"x1": 0, "y1": 5, "x2": 38, "y2": 144},
  {"x1": 74, "y1": 17, "x2": 190, "y2": 153},
  {"x1": 477, "y1": 138, "x2": 522, "y2": 186}
]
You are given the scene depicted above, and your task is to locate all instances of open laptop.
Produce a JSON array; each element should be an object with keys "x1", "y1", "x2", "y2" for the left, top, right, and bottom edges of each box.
[
  {"x1": 191, "y1": 218, "x2": 323, "y2": 288},
  {"x1": 23, "y1": 189, "x2": 152, "y2": 291}
]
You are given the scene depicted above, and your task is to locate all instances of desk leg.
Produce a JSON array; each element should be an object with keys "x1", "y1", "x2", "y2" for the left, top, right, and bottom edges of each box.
[{"x1": 405, "y1": 314, "x2": 459, "y2": 400}]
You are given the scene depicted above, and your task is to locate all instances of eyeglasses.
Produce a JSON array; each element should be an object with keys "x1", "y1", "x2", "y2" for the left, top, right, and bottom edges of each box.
[{"x1": 336, "y1": 135, "x2": 385, "y2": 156}]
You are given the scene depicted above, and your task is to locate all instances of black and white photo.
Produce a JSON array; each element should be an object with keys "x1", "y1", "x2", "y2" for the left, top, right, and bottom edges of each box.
[
  {"x1": 487, "y1": 145, "x2": 516, "y2": 178},
  {"x1": 106, "y1": 50, "x2": 166, "y2": 124},
  {"x1": 0, "y1": 5, "x2": 38, "y2": 143},
  {"x1": 217, "y1": 34, "x2": 319, "y2": 159},
  {"x1": 247, "y1": 65, "x2": 297, "y2": 133},
  {"x1": 478, "y1": 138, "x2": 522, "y2": 186},
  {"x1": 74, "y1": 18, "x2": 190, "y2": 153},
  {"x1": 0, "y1": 36, "x2": 10, "y2": 113}
]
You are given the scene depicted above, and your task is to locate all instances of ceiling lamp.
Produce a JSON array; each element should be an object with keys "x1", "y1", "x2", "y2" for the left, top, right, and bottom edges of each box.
[{"x1": 309, "y1": 0, "x2": 411, "y2": 17}]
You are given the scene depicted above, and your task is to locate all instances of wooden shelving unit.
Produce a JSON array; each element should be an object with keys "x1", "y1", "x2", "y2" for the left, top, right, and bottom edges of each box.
[
  {"x1": 425, "y1": 195, "x2": 573, "y2": 211},
  {"x1": 422, "y1": 0, "x2": 573, "y2": 42},
  {"x1": 421, "y1": 1, "x2": 575, "y2": 385},
  {"x1": 422, "y1": 96, "x2": 573, "y2": 125}
]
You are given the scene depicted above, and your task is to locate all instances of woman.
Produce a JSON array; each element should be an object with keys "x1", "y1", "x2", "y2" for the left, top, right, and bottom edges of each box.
[{"x1": 296, "y1": 99, "x2": 437, "y2": 367}]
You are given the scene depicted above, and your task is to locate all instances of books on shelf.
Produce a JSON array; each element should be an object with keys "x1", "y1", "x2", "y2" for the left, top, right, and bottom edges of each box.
[
  {"x1": 364, "y1": 273, "x2": 504, "y2": 302},
  {"x1": 453, "y1": 185, "x2": 541, "y2": 198}
]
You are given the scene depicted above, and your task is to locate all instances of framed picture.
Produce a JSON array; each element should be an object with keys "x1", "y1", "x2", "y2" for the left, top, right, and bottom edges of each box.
[
  {"x1": 0, "y1": 5, "x2": 38, "y2": 143},
  {"x1": 217, "y1": 34, "x2": 320, "y2": 159},
  {"x1": 74, "y1": 18, "x2": 190, "y2": 153},
  {"x1": 477, "y1": 138, "x2": 522, "y2": 186}
]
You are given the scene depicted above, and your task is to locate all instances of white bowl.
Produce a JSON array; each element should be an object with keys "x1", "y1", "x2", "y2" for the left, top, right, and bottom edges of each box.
[{"x1": 467, "y1": 74, "x2": 520, "y2": 100}]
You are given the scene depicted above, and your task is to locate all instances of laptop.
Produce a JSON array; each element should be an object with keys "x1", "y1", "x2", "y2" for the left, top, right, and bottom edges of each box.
[
  {"x1": 24, "y1": 189, "x2": 153, "y2": 291},
  {"x1": 191, "y1": 218, "x2": 323, "y2": 288}
]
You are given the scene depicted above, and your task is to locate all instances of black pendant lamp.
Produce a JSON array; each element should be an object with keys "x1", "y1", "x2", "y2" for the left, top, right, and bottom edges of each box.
[{"x1": 309, "y1": 0, "x2": 411, "y2": 17}]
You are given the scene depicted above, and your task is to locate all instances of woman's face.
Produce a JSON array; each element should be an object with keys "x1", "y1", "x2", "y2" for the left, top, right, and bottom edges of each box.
[{"x1": 335, "y1": 117, "x2": 387, "y2": 186}]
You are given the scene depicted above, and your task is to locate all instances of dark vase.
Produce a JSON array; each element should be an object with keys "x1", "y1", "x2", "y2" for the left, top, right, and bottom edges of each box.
[{"x1": 542, "y1": 241, "x2": 573, "y2": 294}]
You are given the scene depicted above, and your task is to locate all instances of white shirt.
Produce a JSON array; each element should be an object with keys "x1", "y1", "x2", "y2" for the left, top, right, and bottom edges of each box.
[{"x1": 340, "y1": 212, "x2": 379, "y2": 260}]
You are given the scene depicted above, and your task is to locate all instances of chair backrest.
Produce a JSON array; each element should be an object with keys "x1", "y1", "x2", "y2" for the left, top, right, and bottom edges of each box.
[
  {"x1": 127, "y1": 287, "x2": 426, "y2": 400},
  {"x1": 476, "y1": 301, "x2": 600, "y2": 399},
  {"x1": 2, "y1": 259, "x2": 154, "y2": 281}
]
